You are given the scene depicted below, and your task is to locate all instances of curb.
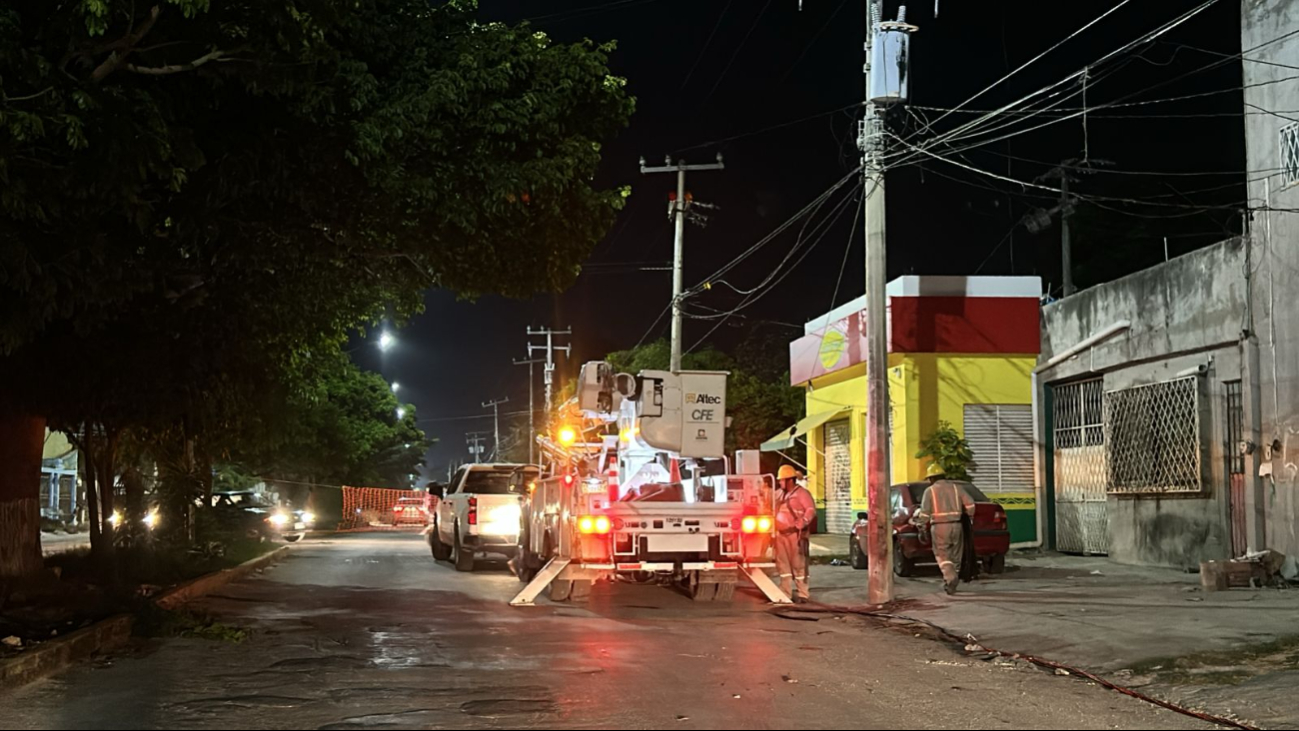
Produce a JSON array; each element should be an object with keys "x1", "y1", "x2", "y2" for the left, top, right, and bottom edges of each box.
[
  {"x1": 0, "y1": 614, "x2": 134, "y2": 690},
  {"x1": 0, "y1": 546, "x2": 291, "y2": 691},
  {"x1": 155, "y1": 546, "x2": 290, "y2": 611}
]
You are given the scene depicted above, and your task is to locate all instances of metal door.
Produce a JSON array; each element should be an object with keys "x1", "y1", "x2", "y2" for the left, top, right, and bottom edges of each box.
[
  {"x1": 1226, "y1": 381, "x2": 1247, "y2": 557},
  {"x1": 824, "y1": 419, "x2": 854, "y2": 534},
  {"x1": 1052, "y1": 379, "x2": 1109, "y2": 555}
]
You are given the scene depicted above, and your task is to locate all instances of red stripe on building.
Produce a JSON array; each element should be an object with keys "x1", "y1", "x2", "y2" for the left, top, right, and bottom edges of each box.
[{"x1": 890, "y1": 296, "x2": 1040, "y2": 355}]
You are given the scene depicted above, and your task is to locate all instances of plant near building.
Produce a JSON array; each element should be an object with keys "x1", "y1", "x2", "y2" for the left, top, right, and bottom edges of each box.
[{"x1": 916, "y1": 421, "x2": 975, "y2": 481}]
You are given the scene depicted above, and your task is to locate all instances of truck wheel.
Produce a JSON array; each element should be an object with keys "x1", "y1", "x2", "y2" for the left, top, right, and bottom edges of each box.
[
  {"x1": 452, "y1": 526, "x2": 475, "y2": 572},
  {"x1": 986, "y1": 553, "x2": 1006, "y2": 575},
  {"x1": 849, "y1": 535, "x2": 868, "y2": 570},
  {"x1": 688, "y1": 573, "x2": 717, "y2": 602},
  {"x1": 893, "y1": 540, "x2": 916, "y2": 578},
  {"x1": 549, "y1": 579, "x2": 573, "y2": 602},
  {"x1": 569, "y1": 579, "x2": 593, "y2": 604},
  {"x1": 429, "y1": 521, "x2": 452, "y2": 561}
]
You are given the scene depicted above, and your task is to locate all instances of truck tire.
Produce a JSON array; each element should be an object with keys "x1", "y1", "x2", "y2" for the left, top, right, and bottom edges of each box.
[
  {"x1": 429, "y1": 521, "x2": 452, "y2": 561},
  {"x1": 893, "y1": 539, "x2": 916, "y2": 578},
  {"x1": 452, "y1": 526, "x2": 475, "y2": 572},
  {"x1": 687, "y1": 573, "x2": 717, "y2": 602},
  {"x1": 549, "y1": 579, "x2": 573, "y2": 602},
  {"x1": 849, "y1": 535, "x2": 868, "y2": 570},
  {"x1": 569, "y1": 579, "x2": 593, "y2": 604}
]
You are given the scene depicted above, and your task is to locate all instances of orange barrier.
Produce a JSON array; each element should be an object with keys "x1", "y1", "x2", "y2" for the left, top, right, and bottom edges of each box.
[{"x1": 338, "y1": 486, "x2": 434, "y2": 531}]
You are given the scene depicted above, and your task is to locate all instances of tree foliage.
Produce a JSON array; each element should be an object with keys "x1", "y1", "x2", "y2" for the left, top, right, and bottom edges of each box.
[{"x1": 915, "y1": 421, "x2": 975, "y2": 482}]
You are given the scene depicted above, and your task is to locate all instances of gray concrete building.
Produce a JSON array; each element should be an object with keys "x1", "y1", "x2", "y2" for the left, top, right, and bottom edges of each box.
[
  {"x1": 1032, "y1": 2, "x2": 1299, "y2": 568},
  {"x1": 1242, "y1": 0, "x2": 1299, "y2": 565}
]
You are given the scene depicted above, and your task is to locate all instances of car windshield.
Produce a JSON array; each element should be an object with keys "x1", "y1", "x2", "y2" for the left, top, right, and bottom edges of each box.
[
  {"x1": 960, "y1": 482, "x2": 992, "y2": 503},
  {"x1": 905, "y1": 482, "x2": 993, "y2": 504},
  {"x1": 463, "y1": 469, "x2": 535, "y2": 494}
]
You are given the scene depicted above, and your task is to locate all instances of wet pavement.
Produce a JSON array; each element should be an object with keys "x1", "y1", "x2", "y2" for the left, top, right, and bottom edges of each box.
[{"x1": 1, "y1": 533, "x2": 1215, "y2": 730}]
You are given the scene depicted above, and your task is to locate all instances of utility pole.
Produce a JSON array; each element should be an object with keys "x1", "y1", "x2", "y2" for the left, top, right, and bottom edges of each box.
[
  {"x1": 526, "y1": 327, "x2": 572, "y2": 415},
  {"x1": 482, "y1": 398, "x2": 509, "y2": 461},
  {"x1": 860, "y1": 2, "x2": 917, "y2": 606},
  {"x1": 1060, "y1": 173, "x2": 1074, "y2": 297},
  {"x1": 514, "y1": 358, "x2": 544, "y2": 464},
  {"x1": 640, "y1": 154, "x2": 724, "y2": 373},
  {"x1": 466, "y1": 432, "x2": 488, "y2": 464}
]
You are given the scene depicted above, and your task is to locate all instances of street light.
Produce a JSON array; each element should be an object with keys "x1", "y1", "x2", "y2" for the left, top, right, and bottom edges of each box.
[
  {"x1": 396, "y1": 407, "x2": 407, "y2": 420},
  {"x1": 378, "y1": 331, "x2": 396, "y2": 352},
  {"x1": 391, "y1": 382, "x2": 400, "y2": 394}
]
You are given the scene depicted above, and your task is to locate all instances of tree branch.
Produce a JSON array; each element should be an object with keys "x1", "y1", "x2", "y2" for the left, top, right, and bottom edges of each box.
[
  {"x1": 124, "y1": 48, "x2": 245, "y2": 76},
  {"x1": 90, "y1": 5, "x2": 162, "y2": 83},
  {"x1": 2, "y1": 87, "x2": 54, "y2": 103}
]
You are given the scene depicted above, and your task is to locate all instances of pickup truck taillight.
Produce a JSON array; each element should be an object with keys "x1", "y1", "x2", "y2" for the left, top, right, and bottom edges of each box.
[{"x1": 467, "y1": 496, "x2": 478, "y2": 526}]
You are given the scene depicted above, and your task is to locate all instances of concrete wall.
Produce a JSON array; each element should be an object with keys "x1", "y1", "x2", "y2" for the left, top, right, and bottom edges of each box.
[
  {"x1": 1242, "y1": 0, "x2": 1299, "y2": 558},
  {"x1": 1040, "y1": 240, "x2": 1247, "y2": 568}
]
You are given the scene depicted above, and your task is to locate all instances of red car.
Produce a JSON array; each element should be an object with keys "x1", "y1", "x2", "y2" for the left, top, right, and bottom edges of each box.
[
  {"x1": 850, "y1": 481, "x2": 1011, "y2": 577},
  {"x1": 391, "y1": 497, "x2": 431, "y2": 526}
]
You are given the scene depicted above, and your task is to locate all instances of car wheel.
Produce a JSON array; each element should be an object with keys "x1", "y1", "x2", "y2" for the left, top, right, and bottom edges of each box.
[
  {"x1": 893, "y1": 539, "x2": 916, "y2": 578},
  {"x1": 453, "y1": 526, "x2": 475, "y2": 572},
  {"x1": 284, "y1": 534, "x2": 303, "y2": 543},
  {"x1": 429, "y1": 520, "x2": 452, "y2": 561},
  {"x1": 849, "y1": 535, "x2": 869, "y2": 570},
  {"x1": 987, "y1": 553, "x2": 1006, "y2": 575}
]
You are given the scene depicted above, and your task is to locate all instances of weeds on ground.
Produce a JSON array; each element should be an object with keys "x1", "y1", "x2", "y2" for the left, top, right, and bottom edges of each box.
[
  {"x1": 134, "y1": 605, "x2": 249, "y2": 643},
  {"x1": 1128, "y1": 635, "x2": 1299, "y2": 687}
]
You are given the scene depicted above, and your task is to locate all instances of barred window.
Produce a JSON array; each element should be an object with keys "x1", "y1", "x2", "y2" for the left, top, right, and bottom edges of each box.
[
  {"x1": 1104, "y1": 377, "x2": 1203, "y2": 495},
  {"x1": 1282, "y1": 123, "x2": 1299, "y2": 186}
]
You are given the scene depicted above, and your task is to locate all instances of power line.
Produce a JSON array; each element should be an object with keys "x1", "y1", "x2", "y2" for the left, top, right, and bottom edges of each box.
[
  {"x1": 777, "y1": 0, "x2": 853, "y2": 84},
  {"x1": 674, "y1": 102, "x2": 863, "y2": 153},
  {"x1": 525, "y1": 0, "x2": 664, "y2": 25},
  {"x1": 680, "y1": 0, "x2": 735, "y2": 91},
  {"x1": 698, "y1": 0, "x2": 773, "y2": 110}
]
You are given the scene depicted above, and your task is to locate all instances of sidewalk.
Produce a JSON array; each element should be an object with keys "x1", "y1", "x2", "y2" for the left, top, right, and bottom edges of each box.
[
  {"x1": 40, "y1": 532, "x2": 90, "y2": 556},
  {"x1": 808, "y1": 549, "x2": 1299, "y2": 729}
]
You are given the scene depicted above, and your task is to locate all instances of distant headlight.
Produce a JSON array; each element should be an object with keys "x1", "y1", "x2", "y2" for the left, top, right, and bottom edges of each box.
[
  {"x1": 301, "y1": 512, "x2": 316, "y2": 525},
  {"x1": 143, "y1": 511, "x2": 159, "y2": 529},
  {"x1": 269, "y1": 513, "x2": 289, "y2": 527}
]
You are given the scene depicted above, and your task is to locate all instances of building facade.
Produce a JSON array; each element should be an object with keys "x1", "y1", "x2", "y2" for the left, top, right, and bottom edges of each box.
[
  {"x1": 766, "y1": 276, "x2": 1042, "y2": 541},
  {"x1": 1242, "y1": 0, "x2": 1299, "y2": 563},
  {"x1": 1038, "y1": 240, "x2": 1247, "y2": 567}
]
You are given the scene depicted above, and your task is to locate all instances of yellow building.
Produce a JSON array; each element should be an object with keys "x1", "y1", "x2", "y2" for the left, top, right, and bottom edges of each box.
[{"x1": 763, "y1": 276, "x2": 1041, "y2": 542}]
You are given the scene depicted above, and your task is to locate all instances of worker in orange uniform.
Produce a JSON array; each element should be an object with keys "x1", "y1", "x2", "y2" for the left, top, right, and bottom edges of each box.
[
  {"x1": 915, "y1": 464, "x2": 976, "y2": 595},
  {"x1": 774, "y1": 465, "x2": 817, "y2": 603}
]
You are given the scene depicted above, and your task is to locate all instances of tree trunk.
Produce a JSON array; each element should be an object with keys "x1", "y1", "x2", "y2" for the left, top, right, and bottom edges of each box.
[
  {"x1": 81, "y1": 428, "x2": 102, "y2": 557},
  {"x1": 0, "y1": 411, "x2": 47, "y2": 581},
  {"x1": 95, "y1": 431, "x2": 119, "y2": 564}
]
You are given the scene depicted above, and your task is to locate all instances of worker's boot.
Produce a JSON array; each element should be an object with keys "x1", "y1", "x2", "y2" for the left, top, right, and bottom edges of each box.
[{"x1": 943, "y1": 578, "x2": 959, "y2": 596}]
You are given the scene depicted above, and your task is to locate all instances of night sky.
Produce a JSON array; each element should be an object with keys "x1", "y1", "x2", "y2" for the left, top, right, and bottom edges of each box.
[{"x1": 350, "y1": 0, "x2": 1246, "y2": 481}]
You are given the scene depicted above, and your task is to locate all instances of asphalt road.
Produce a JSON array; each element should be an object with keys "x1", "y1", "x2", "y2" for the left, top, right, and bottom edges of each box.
[{"x1": 2, "y1": 533, "x2": 1214, "y2": 730}]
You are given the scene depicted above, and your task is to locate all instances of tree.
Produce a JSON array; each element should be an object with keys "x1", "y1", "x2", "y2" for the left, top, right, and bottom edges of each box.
[
  {"x1": 916, "y1": 421, "x2": 976, "y2": 482},
  {"x1": 0, "y1": 0, "x2": 633, "y2": 577}
]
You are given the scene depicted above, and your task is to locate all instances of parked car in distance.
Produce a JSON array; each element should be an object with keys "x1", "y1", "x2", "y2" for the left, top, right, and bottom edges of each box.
[
  {"x1": 850, "y1": 481, "x2": 1010, "y2": 577},
  {"x1": 428, "y1": 463, "x2": 537, "y2": 572},
  {"x1": 206, "y1": 490, "x2": 314, "y2": 543},
  {"x1": 391, "y1": 496, "x2": 430, "y2": 526}
]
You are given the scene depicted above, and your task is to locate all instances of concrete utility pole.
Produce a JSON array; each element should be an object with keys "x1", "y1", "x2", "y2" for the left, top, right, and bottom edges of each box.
[
  {"x1": 640, "y1": 154, "x2": 725, "y2": 373},
  {"x1": 466, "y1": 432, "x2": 488, "y2": 464},
  {"x1": 513, "y1": 358, "x2": 544, "y2": 464},
  {"x1": 1060, "y1": 174, "x2": 1074, "y2": 297},
  {"x1": 526, "y1": 327, "x2": 572, "y2": 415},
  {"x1": 482, "y1": 398, "x2": 509, "y2": 461},
  {"x1": 858, "y1": 1, "x2": 917, "y2": 606}
]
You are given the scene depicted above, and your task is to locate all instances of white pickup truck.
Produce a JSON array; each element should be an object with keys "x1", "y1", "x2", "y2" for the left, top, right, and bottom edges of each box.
[{"x1": 428, "y1": 463, "x2": 537, "y2": 571}]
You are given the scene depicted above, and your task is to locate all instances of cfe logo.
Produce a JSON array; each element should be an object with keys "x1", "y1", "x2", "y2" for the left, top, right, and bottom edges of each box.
[{"x1": 686, "y1": 393, "x2": 722, "y2": 405}]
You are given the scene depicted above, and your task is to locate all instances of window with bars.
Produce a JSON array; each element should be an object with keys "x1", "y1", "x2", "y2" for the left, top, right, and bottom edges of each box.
[
  {"x1": 1105, "y1": 377, "x2": 1203, "y2": 494},
  {"x1": 1225, "y1": 380, "x2": 1245, "y2": 476},
  {"x1": 1282, "y1": 123, "x2": 1299, "y2": 186},
  {"x1": 1054, "y1": 379, "x2": 1104, "y2": 450}
]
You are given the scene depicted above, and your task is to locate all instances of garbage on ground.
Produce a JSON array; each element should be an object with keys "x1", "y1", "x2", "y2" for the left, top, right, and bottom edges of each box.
[
  {"x1": 1200, "y1": 549, "x2": 1288, "y2": 592},
  {"x1": 1283, "y1": 555, "x2": 1299, "y2": 582},
  {"x1": 2, "y1": 636, "x2": 22, "y2": 648},
  {"x1": 1089, "y1": 570, "x2": 1103, "y2": 576},
  {"x1": 829, "y1": 559, "x2": 849, "y2": 567}
]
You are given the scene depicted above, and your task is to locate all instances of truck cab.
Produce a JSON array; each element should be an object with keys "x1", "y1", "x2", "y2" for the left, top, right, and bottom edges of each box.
[{"x1": 428, "y1": 463, "x2": 536, "y2": 572}]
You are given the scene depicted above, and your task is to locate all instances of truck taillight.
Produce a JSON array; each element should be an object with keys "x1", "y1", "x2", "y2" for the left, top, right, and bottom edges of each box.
[
  {"x1": 578, "y1": 515, "x2": 610, "y2": 535},
  {"x1": 741, "y1": 516, "x2": 773, "y2": 534},
  {"x1": 468, "y1": 496, "x2": 478, "y2": 526}
]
